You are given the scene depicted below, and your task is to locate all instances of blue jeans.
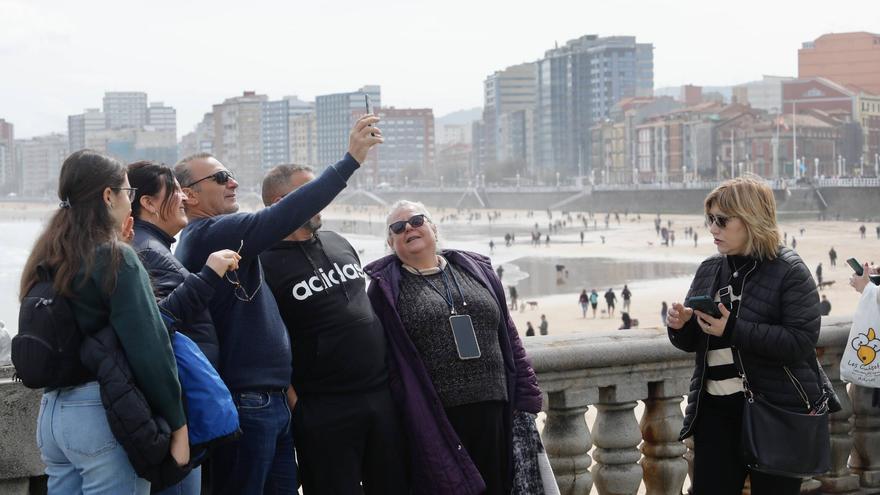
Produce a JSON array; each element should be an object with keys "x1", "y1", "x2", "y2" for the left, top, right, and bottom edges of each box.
[
  {"x1": 153, "y1": 467, "x2": 201, "y2": 495},
  {"x1": 210, "y1": 390, "x2": 296, "y2": 495},
  {"x1": 37, "y1": 381, "x2": 150, "y2": 494}
]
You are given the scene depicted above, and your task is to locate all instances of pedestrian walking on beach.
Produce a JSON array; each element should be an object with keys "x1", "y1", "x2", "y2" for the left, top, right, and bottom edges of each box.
[
  {"x1": 860, "y1": 225, "x2": 866, "y2": 239},
  {"x1": 604, "y1": 288, "x2": 617, "y2": 317},
  {"x1": 489, "y1": 240, "x2": 495, "y2": 254},
  {"x1": 525, "y1": 321, "x2": 535, "y2": 337},
  {"x1": 876, "y1": 225, "x2": 880, "y2": 240},
  {"x1": 590, "y1": 289, "x2": 599, "y2": 318},
  {"x1": 366, "y1": 200, "x2": 543, "y2": 495},
  {"x1": 694, "y1": 232, "x2": 698, "y2": 247},
  {"x1": 496, "y1": 265, "x2": 504, "y2": 280},
  {"x1": 545, "y1": 234, "x2": 550, "y2": 246},
  {"x1": 816, "y1": 263, "x2": 823, "y2": 287},
  {"x1": 579, "y1": 290, "x2": 589, "y2": 318},
  {"x1": 580, "y1": 231, "x2": 585, "y2": 245},
  {"x1": 829, "y1": 246, "x2": 837, "y2": 267},
  {"x1": 539, "y1": 314, "x2": 549, "y2": 335},
  {"x1": 621, "y1": 284, "x2": 632, "y2": 312},
  {"x1": 509, "y1": 286, "x2": 518, "y2": 310},
  {"x1": 791, "y1": 236, "x2": 797, "y2": 250},
  {"x1": 660, "y1": 301, "x2": 668, "y2": 327},
  {"x1": 667, "y1": 176, "x2": 833, "y2": 495}
]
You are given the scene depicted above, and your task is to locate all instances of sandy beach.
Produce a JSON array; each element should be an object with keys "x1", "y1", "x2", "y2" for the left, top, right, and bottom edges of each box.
[{"x1": 319, "y1": 203, "x2": 877, "y2": 336}]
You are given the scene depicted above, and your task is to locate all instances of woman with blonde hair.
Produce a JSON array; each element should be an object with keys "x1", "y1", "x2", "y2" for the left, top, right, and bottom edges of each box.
[
  {"x1": 364, "y1": 200, "x2": 542, "y2": 494},
  {"x1": 666, "y1": 175, "x2": 833, "y2": 494}
]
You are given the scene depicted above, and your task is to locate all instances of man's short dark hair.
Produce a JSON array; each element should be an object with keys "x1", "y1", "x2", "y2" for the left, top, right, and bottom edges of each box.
[
  {"x1": 261, "y1": 164, "x2": 315, "y2": 206},
  {"x1": 174, "y1": 152, "x2": 215, "y2": 190}
]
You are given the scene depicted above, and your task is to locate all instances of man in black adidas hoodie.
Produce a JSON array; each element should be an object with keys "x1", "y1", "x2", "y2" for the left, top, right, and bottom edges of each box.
[{"x1": 260, "y1": 165, "x2": 409, "y2": 494}]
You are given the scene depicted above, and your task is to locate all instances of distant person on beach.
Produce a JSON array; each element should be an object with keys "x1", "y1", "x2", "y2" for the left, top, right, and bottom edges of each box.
[
  {"x1": 509, "y1": 286, "x2": 518, "y2": 310},
  {"x1": 819, "y1": 294, "x2": 831, "y2": 316},
  {"x1": 619, "y1": 312, "x2": 632, "y2": 330},
  {"x1": 816, "y1": 263, "x2": 823, "y2": 286},
  {"x1": 525, "y1": 321, "x2": 535, "y2": 336},
  {"x1": 604, "y1": 288, "x2": 617, "y2": 317},
  {"x1": 590, "y1": 289, "x2": 600, "y2": 318},
  {"x1": 489, "y1": 239, "x2": 495, "y2": 253},
  {"x1": 366, "y1": 200, "x2": 542, "y2": 494},
  {"x1": 259, "y1": 165, "x2": 408, "y2": 494},
  {"x1": 876, "y1": 225, "x2": 880, "y2": 240},
  {"x1": 539, "y1": 314, "x2": 549, "y2": 335},
  {"x1": 621, "y1": 284, "x2": 632, "y2": 312},
  {"x1": 791, "y1": 237, "x2": 797, "y2": 250},
  {"x1": 829, "y1": 247, "x2": 837, "y2": 267},
  {"x1": 661, "y1": 301, "x2": 668, "y2": 327},
  {"x1": 580, "y1": 231, "x2": 585, "y2": 245},
  {"x1": 860, "y1": 225, "x2": 867, "y2": 239},
  {"x1": 579, "y1": 290, "x2": 589, "y2": 318},
  {"x1": 694, "y1": 232, "x2": 698, "y2": 247},
  {"x1": 496, "y1": 265, "x2": 504, "y2": 280}
]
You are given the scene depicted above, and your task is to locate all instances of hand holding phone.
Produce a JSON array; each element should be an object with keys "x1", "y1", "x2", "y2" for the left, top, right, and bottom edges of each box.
[
  {"x1": 685, "y1": 295, "x2": 722, "y2": 319},
  {"x1": 847, "y1": 257, "x2": 865, "y2": 276}
]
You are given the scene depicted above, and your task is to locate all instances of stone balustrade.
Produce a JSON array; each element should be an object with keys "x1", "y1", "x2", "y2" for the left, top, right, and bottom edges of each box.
[
  {"x1": 524, "y1": 317, "x2": 880, "y2": 495},
  {"x1": 2, "y1": 316, "x2": 880, "y2": 495}
]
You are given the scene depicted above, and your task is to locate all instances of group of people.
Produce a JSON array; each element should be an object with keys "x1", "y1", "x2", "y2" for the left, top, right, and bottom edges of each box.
[
  {"x1": 577, "y1": 286, "x2": 630, "y2": 320},
  {"x1": 24, "y1": 116, "x2": 543, "y2": 495}
]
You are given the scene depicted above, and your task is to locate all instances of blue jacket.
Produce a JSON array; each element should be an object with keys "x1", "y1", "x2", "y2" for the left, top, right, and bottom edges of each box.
[
  {"x1": 132, "y1": 219, "x2": 222, "y2": 366},
  {"x1": 175, "y1": 154, "x2": 360, "y2": 391}
]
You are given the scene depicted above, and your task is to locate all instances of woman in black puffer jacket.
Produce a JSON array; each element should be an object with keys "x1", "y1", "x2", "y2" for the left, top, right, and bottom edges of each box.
[{"x1": 666, "y1": 176, "x2": 823, "y2": 495}]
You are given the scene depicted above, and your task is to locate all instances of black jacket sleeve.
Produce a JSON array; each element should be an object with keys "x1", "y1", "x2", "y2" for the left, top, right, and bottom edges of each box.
[
  {"x1": 730, "y1": 260, "x2": 821, "y2": 364},
  {"x1": 140, "y1": 248, "x2": 222, "y2": 323}
]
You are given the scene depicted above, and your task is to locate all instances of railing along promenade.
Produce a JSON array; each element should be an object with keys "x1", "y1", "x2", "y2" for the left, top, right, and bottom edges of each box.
[{"x1": 1, "y1": 317, "x2": 879, "y2": 494}]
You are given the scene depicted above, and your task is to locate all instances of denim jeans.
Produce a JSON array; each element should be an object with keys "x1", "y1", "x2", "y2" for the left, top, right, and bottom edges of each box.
[
  {"x1": 37, "y1": 381, "x2": 150, "y2": 494},
  {"x1": 153, "y1": 467, "x2": 201, "y2": 495},
  {"x1": 210, "y1": 390, "x2": 296, "y2": 495}
]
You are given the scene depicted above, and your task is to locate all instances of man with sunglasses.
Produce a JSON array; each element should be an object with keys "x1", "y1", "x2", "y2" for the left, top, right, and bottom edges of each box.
[
  {"x1": 259, "y1": 165, "x2": 409, "y2": 494},
  {"x1": 172, "y1": 115, "x2": 382, "y2": 495}
]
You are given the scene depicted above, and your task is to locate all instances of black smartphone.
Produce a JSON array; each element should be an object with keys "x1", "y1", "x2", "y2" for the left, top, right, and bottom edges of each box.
[
  {"x1": 685, "y1": 295, "x2": 722, "y2": 318},
  {"x1": 449, "y1": 315, "x2": 481, "y2": 360},
  {"x1": 364, "y1": 94, "x2": 375, "y2": 137},
  {"x1": 847, "y1": 257, "x2": 864, "y2": 276}
]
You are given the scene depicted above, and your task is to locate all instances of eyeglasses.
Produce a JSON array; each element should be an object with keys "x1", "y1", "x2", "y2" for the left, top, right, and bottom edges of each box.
[
  {"x1": 224, "y1": 240, "x2": 262, "y2": 302},
  {"x1": 112, "y1": 187, "x2": 138, "y2": 203},
  {"x1": 185, "y1": 170, "x2": 235, "y2": 188},
  {"x1": 705, "y1": 213, "x2": 736, "y2": 229},
  {"x1": 388, "y1": 214, "x2": 428, "y2": 235}
]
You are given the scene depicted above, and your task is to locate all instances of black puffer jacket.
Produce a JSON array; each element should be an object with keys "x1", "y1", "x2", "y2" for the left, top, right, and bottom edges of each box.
[
  {"x1": 669, "y1": 247, "x2": 822, "y2": 440},
  {"x1": 79, "y1": 324, "x2": 191, "y2": 488},
  {"x1": 132, "y1": 219, "x2": 222, "y2": 367}
]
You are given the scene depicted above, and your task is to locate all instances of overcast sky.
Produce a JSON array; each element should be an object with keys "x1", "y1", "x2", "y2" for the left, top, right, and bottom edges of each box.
[{"x1": 2, "y1": 0, "x2": 878, "y2": 139}]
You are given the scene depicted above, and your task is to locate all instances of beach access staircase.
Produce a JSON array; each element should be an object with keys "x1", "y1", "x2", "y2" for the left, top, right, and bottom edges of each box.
[{"x1": 1, "y1": 317, "x2": 878, "y2": 494}]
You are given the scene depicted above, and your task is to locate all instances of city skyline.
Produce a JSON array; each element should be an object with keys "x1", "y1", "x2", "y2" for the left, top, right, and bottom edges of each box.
[{"x1": 2, "y1": 0, "x2": 877, "y2": 139}]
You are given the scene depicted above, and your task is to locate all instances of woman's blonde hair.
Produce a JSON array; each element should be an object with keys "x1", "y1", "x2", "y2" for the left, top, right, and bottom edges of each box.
[{"x1": 704, "y1": 175, "x2": 781, "y2": 260}]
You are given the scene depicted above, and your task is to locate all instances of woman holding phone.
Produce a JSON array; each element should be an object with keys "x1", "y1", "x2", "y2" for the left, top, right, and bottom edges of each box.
[
  {"x1": 666, "y1": 176, "x2": 825, "y2": 495},
  {"x1": 365, "y1": 200, "x2": 542, "y2": 495}
]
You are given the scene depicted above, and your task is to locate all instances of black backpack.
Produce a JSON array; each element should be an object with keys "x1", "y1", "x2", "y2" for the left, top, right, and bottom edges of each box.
[{"x1": 12, "y1": 265, "x2": 92, "y2": 389}]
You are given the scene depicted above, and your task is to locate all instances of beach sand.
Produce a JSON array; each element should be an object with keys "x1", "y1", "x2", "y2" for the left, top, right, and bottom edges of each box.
[{"x1": 321, "y1": 204, "x2": 876, "y2": 337}]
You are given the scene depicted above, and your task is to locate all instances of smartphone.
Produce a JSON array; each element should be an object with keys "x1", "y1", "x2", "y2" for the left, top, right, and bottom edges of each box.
[
  {"x1": 685, "y1": 295, "x2": 722, "y2": 318},
  {"x1": 364, "y1": 94, "x2": 375, "y2": 137},
  {"x1": 849, "y1": 257, "x2": 880, "y2": 285},
  {"x1": 449, "y1": 315, "x2": 481, "y2": 360},
  {"x1": 847, "y1": 257, "x2": 864, "y2": 276}
]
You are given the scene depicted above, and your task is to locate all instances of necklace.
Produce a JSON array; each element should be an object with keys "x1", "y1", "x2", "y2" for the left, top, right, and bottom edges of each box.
[{"x1": 731, "y1": 258, "x2": 749, "y2": 278}]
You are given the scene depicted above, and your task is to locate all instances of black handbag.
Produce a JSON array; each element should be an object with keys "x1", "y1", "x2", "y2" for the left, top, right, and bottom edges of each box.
[{"x1": 738, "y1": 352, "x2": 832, "y2": 478}]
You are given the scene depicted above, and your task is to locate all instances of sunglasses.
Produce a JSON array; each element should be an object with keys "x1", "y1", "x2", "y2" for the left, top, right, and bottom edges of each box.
[
  {"x1": 185, "y1": 170, "x2": 234, "y2": 188},
  {"x1": 705, "y1": 213, "x2": 736, "y2": 229},
  {"x1": 224, "y1": 240, "x2": 262, "y2": 302},
  {"x1": 112, "y1": 187, "x2": 138, "y2": 203},
  {"x1": 388, "y1": 214, "x2": 428, "y2": 235}
]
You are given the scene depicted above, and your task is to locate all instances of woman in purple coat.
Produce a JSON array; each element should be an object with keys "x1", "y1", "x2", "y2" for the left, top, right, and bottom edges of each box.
[{"x1": 365, "y1": 200, "x2": 543, "y2": 495}]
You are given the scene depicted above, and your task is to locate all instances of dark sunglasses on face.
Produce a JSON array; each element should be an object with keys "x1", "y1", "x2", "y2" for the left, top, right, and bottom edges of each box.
[
  {"x1": 705, "y1": 213, "x2": 736, "y2": 229},
  {"x1": 185, "y1": 170, "x2": 234, "y2": 188},
  {"x1": 388, "y1": 214, "x2": 428, "y2": 235}
]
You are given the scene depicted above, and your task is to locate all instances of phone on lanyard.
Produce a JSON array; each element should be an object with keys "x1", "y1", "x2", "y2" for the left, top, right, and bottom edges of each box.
[
  {"x1": 364, "y1": 94, "x2": 375, "y2": 137},
  {"x1": 449, "y1": 315, "x2": 481, "y2": 360}
]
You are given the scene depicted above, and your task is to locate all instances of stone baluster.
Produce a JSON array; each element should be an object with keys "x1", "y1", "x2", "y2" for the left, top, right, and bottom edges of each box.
[
  {"x1": 815, "y1": 353, "x2": 860, "y2": 493},
  {"x1": 640, "y1": 381, "x2": 688, "y2": 495},
  {"x1": 592, "y1": 384, "x2": 646, "y2": 495},
  {"x1": 543, "y1": 389, "x2": 595, "y2": 495},
  {"x1": 850, "y1": 384, "x2": 880, "y2": 489},
  {"x1": 683, "y1": 437, "x2": 694, "y2": 495}
]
